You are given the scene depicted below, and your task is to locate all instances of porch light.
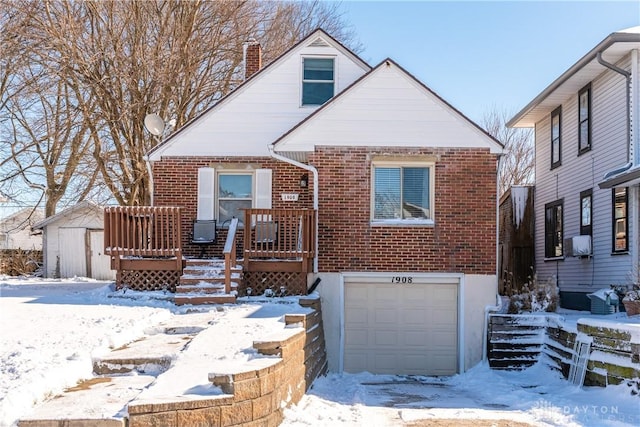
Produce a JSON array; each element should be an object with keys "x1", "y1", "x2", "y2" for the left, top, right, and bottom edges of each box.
[{"x1": 300, "y1": 174, "x2": 309, "y2": 188}]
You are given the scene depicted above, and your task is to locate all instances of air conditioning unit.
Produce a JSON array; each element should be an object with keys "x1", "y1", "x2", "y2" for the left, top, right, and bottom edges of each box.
[{"x1": 564, "y1": 235, "x2": 592, "y2": 257}]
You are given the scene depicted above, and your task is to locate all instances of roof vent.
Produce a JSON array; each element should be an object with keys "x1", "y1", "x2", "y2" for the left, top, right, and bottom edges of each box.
[{"x1": 308, "y1": 37, "x2": 330, "y2": 48}]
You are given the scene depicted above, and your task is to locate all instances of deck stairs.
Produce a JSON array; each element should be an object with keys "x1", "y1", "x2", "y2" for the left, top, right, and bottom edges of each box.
[{"x1": 174, "y1": 258, "x2": 242, "y2": 305}]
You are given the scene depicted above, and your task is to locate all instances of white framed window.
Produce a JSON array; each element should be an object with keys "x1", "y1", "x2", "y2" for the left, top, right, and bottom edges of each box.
[
  {"x1": 371, "y1": 161, "x2": 434, "y2": 225},
  {"x1": 218, "y1": 173, "x2": 253, "y2": 224},
  {"x1": 302, "y1": 57, "x2": 334, "y2": 106},
  {"x1": 197, "y1": 168, "x2": 272, "y2": 225}
]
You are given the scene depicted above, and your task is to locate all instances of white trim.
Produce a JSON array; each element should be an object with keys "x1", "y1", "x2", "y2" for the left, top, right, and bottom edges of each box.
[
  {"x1": 370, "y1": 161, "x2": 435, "y2": 223},
  {"x1": 300, "y1": 55, "x2": 337, "y2": 107},
  {"x1": 340, "y1": 272, "x2": 464, "y2": 374}
]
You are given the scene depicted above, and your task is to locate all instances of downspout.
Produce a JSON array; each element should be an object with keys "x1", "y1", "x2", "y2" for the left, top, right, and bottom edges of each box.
[
  {"x1": 268, "y1": 146, "x2": 319, "y2": 273},
  {"x1": 483, "y1": 153, "x2": 504, "y2": 363},
  {"x1": 597, "y1": 52, "x2": 632, "y2": 163},
  {"x1": 143, "y1": 155, "x2": 154, "y2": 206}
]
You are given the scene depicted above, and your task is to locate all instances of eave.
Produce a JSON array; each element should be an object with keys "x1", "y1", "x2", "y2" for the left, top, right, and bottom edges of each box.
[{"x1": 508, "y1": 28, "x2": 640, "y2": 128}]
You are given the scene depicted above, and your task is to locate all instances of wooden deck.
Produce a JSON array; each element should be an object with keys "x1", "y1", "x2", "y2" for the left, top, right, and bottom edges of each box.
[{"x1": 104, "y1": 206, "x2": 316, "y2": 295}]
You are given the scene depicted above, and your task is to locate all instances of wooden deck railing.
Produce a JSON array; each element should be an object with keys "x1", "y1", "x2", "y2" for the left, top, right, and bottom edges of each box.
[
  {"x1": 104, "y1": 206, "x2": 182, "y2": 258},
  {"x1": 243, "y1": 208, "x2": 316, "y2": 265},
  {"x1": 223, "y1": 217, "x2": 239, "y2": 294}
]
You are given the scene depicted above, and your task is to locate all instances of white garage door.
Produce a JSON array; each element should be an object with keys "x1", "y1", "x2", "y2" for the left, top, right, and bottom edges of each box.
[{"x1": 344, "y1": 277, "x2": 458, "y2": 375}]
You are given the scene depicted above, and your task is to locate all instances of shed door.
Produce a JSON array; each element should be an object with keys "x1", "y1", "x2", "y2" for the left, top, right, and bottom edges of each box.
[
  {"x1": 344, "y1": 279, "x2": 458, "y2": 375},
  {"x1": 58, "y1": 228, "x2": 87, "y2": 278},
  {"x1": 89, "y1": 230, "x2": 115, "y2": 280}
]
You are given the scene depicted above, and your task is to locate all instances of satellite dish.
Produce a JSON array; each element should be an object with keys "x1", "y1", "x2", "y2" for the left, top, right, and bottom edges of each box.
[{"x1": 144, "y1": 113, "x2": 165, "y2": 136}]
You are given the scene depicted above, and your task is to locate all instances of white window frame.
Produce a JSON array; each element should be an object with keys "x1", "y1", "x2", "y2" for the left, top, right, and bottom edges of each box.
[
  {"x1": 301, "y1": 56, "x2": 336, "y2": 107},
  {"x1": 197, "y1": 168, "x2": 272, "y2": 226},
  {"x1": 216, "y1": 171, "x2": 254, "y2": 225},
  {"x1": 370, "y1": 160, "x2": 435, "y2": 226}
]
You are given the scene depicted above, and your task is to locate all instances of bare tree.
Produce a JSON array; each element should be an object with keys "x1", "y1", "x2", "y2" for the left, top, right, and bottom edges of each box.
[
  {"x1": 1, "y1": 1, "x2": 100, "y2": 216},
  {"x1": 1, "y1": 0, "x2": 358, "y2": 211},
  {"x1": 482, "y1": 108, "x2": 534, "y2": 196}
]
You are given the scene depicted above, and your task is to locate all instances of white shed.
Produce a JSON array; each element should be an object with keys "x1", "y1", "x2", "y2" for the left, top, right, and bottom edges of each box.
[{"x1": 33, "y1": 201, "x2": 115, "y2": 280}]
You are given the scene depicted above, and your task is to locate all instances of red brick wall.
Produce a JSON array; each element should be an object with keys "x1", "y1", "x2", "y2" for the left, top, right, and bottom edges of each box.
[
  {"x1": 152, "y1": 156, "x2": 313, "y2": 257},
  {"x1": 309, "y1": 146, "x2": 498, "y2": 275},
  {"x1": 153, "y1": 147, "x2": 498, "y2": 275}
]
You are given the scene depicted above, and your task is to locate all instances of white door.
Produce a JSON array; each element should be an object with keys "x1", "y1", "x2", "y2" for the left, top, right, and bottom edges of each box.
[
  {"x1": 344, "y1": 277, "x2": 458, "y2": 375},
  {"x1": 89, "y1": 230, "x2": 115, "y2": 280},
  {"x1": 58, "y1": 228, "x2": 87, "y2": 278}
]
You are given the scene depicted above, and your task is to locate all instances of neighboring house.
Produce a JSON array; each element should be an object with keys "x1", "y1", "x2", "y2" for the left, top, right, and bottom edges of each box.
[
  {"x1": 508, "y1": 27, "x2": 640, "y2": 310},
  {"x1": 143, "y1": 29, "x2": 503, "y2": 375},
  {"x1": 0, "y1": 208, "x2": 43, "y2": 250},
  {"x1": 33, "y1": 201, "x2": 115, "y2": 280},
  {"x1": 498, "y1": 186, "x2": 534, "y2": 295}
]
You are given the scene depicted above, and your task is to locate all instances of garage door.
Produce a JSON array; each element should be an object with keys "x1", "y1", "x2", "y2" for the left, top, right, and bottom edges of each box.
[{"x1": 344, "y1": 278, "x2": 458, "y2": 375}]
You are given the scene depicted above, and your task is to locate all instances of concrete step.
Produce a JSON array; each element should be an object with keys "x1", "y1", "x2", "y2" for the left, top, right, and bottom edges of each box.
[
  {"x1": 17, "y1": 375, "x2": 155, "y2": 427},
  {"x1": 174, "y1": 294, "x2": 237, "y2": 305},
  {"x1": 93, "y1": 333, "x2": 195, "y2": 375},
  {"x1": 175, "y1": 282, "x2": 239, "y2": 294},
  {"x1": 184, "y1": 258, "x2": 225, "y2": 267}
]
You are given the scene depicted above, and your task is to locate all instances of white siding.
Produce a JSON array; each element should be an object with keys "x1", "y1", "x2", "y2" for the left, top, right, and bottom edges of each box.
[
  {"x1": 275, "y1": 63, "x2": 502, "y2": 154},
  {"x1": 59, "y1": 228, "x2": 87, "y2": 278},
  {"x1": 534, "y1": 55, "x2": 633, "y2": 293},
  {"x1": 40, "y1": 204, "x2": 105, "y2": 278},
  {"x1": 150, "y1": 38, "x2": 368, "y2": 160},
  {"x1": 89, "y1": 230, "x2": 115, "y2": 280}
]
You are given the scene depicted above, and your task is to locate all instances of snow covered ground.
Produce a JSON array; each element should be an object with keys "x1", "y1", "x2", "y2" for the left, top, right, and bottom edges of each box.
[{"x1": 1, "y1": 276, "x2": 639, "y2": 427}]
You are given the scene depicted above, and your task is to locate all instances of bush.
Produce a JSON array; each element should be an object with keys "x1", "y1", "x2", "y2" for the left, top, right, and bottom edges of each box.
[{"x1": 508, "y1": 273, "x2": 558, "y2": 314}]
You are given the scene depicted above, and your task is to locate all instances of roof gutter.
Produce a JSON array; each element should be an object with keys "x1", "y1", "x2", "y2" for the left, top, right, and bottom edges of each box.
[
  {"x1": 597, "y1": 51, "x2": 631, "y2": 164},
  {"x1": 507, "y1": 31, "x2": 639, "y2": 128},
  {"x1": 268, "y1": 146, "x2": 319, "y2": 273}
]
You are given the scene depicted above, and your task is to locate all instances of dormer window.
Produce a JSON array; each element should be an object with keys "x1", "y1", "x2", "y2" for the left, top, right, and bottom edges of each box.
[{"x1": 302, "y1": 57, "x2": 334, "y2": 106}]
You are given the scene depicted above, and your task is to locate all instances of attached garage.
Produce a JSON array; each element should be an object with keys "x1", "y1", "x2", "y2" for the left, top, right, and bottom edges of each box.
[{"x1": 343, "y1": 274, "x2": 461, "y2": 375}]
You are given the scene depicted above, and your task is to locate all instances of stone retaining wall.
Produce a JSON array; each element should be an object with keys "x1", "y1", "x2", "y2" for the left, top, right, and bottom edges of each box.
[
  {"x1": 127, "y1": 296, "x2": 327, "y2": 426},
  {"x1": 488, "y1": 314, "x2": 640, "y2": 392}
]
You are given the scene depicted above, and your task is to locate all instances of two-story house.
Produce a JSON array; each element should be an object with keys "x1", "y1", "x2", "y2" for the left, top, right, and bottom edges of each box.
[
  {"x1": 109, "y1": 29, "x2": 503, "y2": 376},
  {"x1": 508, "y1": 27, "x2": 640, "y2": 310}
]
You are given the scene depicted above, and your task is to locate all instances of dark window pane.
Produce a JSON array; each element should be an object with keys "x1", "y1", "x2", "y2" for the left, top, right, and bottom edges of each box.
[
  {"x1": 219, "y1": 175, "x2": 252, "y2": 198},
  {"x1": 374, "y1": 167, "x2": 401, "y2": 219},
  {"x1": 579, "y1": 121, "x2": 589, "y2": 150},
  {"x1": 219, "y1": 200, "x2": 252, "y2": 225},
  {"x1": 402, "y1": 167, "x2": 429, "y2": 219},
  {"x1": 303, "y1": 58, "x2": 334, "y2": 80},
  {"x1": 302, "y1": 82, "x2": 334, "y2": 105}
]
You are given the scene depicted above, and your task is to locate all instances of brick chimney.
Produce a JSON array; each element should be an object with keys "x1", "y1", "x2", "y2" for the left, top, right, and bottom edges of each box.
[{"x1": 244, "y1": 39, "x2": 262, "y2": 80}]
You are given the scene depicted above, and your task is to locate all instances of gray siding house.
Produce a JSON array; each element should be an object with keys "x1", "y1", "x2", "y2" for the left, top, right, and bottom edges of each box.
[{"x1": 508, "y1": 27, "x2": 640, "y2": 310}]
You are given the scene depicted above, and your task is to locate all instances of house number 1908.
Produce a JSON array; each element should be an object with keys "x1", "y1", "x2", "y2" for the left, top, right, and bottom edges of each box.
[{"x1": 391, "y1": 276, "x2": 413, "y2": 284}]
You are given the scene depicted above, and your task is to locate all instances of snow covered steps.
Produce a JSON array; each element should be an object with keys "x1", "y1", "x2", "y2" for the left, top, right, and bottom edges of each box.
[
  {"x1": 174, "y1": 258, "x2": 243, "y2": 305},
  {"x1": 487, "y1": 314, "x2": 547, "y2": 370},
  {"x1": 18, "y1": 321, "x2": 212, "y2": 427}
]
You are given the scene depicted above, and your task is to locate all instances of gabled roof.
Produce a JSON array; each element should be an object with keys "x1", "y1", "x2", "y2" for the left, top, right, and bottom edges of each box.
[
  {"x1": 147, "y1": 28, "x2": 370, "y2": 160},
  {"x1": 273, "y1": 58, "x2": 503, "y2": 157},
  {"x1": 508, "y1": 26, "x2": 640, "y2": 128},
  {"x1": 0, "y1": 208, "x2": 44, "y2": 231},
  {"x1": 32, "y1": 201, "x2": 103, "y2": 230}
]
